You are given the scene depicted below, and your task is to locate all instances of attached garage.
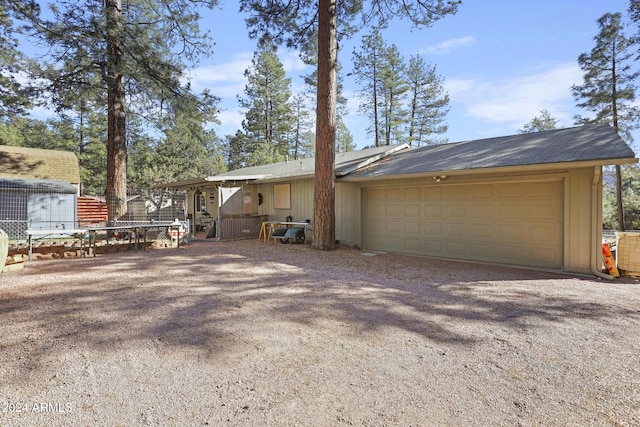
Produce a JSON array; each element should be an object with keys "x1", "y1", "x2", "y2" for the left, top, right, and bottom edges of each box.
[
  {"x1": 363, "y1": 179, "x2": 564, "y2": 269},
  {"x1": 346, "y1": 124, "x2": 637, "y2": 275}
]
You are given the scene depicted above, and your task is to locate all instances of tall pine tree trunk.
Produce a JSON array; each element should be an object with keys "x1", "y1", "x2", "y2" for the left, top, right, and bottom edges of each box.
[
  {"x1": 312, "y1": 0, "x2": 337, "y2": 250},
  {"x1": 105, "y1": 0, "x2": 127, "y2": 221}
]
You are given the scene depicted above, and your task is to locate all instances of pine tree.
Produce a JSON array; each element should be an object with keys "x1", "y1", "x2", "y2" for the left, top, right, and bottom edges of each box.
[
  {"x1": 406, "y1": 54, "x2": 449, "y2": 146},
  {"x1": 20, "y1": 0, "x2": 218, "y2": 220},
  {"x1": 301, "y1": 39, "x2": 352, "y2": 153},
  {"x1": 519, "y1": 109, "x2": 559, "y2": 134},
  {"x1": 572, "y1": 12, "x2": 639, "y2": 231},
  {"x1": 238, "y1": 38, "x2": 294, "y2": 166},
  {"x1": 379, "y1": 44, "x2": 408, "y2": 146},
  {"x1": 225, "y1": 131, "x2": 251, "y2": 171},
  {"x1": 290, "y1": 94, "x2": 315, "y2": 159},
  {"x1": 0, "y1": 1, "x2": 38, "y2": 116},
  {"x1": 239, "y1": 0, "x2": 459, "y2": 250},
  {"x1": 352, "y1": 30, "x2": 386, "y2": 147}
]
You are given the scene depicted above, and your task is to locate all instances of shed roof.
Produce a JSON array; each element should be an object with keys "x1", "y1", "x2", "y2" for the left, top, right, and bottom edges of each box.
[
  {"x1": 348, "y1": 124, "x2": 637, "y2": 180},
  {"x1": 0, "y1": 145, "x2": 81, "y2": 184},
  {"x1": 0, "y1": 177, "x2": 77, "y2": 193}
]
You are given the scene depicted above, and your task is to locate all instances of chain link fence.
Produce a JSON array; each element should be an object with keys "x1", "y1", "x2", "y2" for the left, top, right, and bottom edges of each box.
[{"x1": 0, "y1": 177, "x2": 188, "y2": 242}]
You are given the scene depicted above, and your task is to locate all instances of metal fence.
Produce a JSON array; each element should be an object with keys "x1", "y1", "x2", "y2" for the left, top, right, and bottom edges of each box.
[{"x1": 0, "y1": 178, "x2": 188, "y2": 241}]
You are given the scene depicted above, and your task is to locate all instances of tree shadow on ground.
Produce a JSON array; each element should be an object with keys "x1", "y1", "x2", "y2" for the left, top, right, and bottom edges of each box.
[{"x1": 2, "y1": 238, "x2": 639, "y2": 383}]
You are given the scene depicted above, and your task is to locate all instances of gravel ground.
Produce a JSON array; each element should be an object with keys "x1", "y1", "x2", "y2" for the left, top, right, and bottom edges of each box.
[{"x1": 1, "y1": 238, "x2": 639, "y2": 427}]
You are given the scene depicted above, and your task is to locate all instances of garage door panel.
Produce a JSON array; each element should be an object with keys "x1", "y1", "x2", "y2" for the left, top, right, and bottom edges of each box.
[
  {"x1": 404, "y1": 204, "x2": 421, "y2": 217},
  {"x1": 363, "y1": 180, "x2": 563, "y2": 269},
  {"x1": 529, "y1": 204, "x2": 559, "y2": 219},
  {"x1": 448, "y1": 204, "x2": 467, "y2": 218},
  {"x1": 385, "y1": 189, "x2": 403, "y2": 201},
  {"x1": 368, "y1": 205, "x2": 386, "y2": 218},
  {"x1": 529, "y1": 224, "x2": 560, "y2": 243},
  {"x1": 425, "y1": 204, "x2": 443, "y2": 217},
  {"x1": 500, "y1": 204, "x2": 523, "y2": 220},
  {"x1": 499, "y1": 184, "x2": 523, "y2": 198},
  {"x1": 405, "y1": 237, "x2": 424, "y2": 251},
  {"x1": 386, "y1": 204, "x2": 402, "y2": 217},
  {"x1": 446, "y1": 241, "x2": 468, "y2": 256},
  {"x1": 497, "y1": 224, "x2": 524, "y2": 241},
  {"x1": 385, "y1": 220, "x2": 403, "y2": 233},
  {"x1": 468, "y1": 224, "x2": 495, "y2": 239},
  {"x1": 529, "y1": 181, "x2": 558, "y2": 197},
  {"x1": 404, "y1": 221, "x2": 421, "y2": 234},
  {"x1": 424, "y1": 221, "x2": 443, "y2": 235},
  {"x1": 472, "y1": 203, "x2": 494, "y2": 219},
  {"x1": 470, "y1": 185, "x2": 493, "y2": 199},
  {"x1": 424, "y1": 239, "x2": 441, "y2": 252},
  {"x1": 494, "y1": 244, "x2": 523, "y2": 260},
  {"x1": 405, "y1": 187, "x2": 422, "y2": 200},
  {"x1": 447, "y1": 223, "x2": 467, "y2": 236},
  {"x1": 447, "y1": 186, "x2": 467, "y2": 199}
]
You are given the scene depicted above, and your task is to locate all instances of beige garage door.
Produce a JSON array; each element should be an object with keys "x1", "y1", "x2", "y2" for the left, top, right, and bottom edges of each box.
[{"x1": 362, "y1": 180, "x2": 564, "y2": 269}]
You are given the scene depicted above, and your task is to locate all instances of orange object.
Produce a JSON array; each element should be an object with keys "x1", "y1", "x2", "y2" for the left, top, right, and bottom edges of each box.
[{"x1": 602, "y1": 243, "x2": 620, "y2": 277}]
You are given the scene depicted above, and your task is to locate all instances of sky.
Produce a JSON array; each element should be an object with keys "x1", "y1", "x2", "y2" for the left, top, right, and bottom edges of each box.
[{"x1": 188, "y1": 0, "x2": 637, "y2": 150}]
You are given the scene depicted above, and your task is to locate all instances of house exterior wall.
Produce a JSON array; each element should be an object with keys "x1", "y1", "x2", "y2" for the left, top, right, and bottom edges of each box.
[
  {"x1": 243, "y1": 166, "x2": 599, "y2": 274},
  {"x1": 257, "y1": 180, "x2": 314, "y2": 223}
]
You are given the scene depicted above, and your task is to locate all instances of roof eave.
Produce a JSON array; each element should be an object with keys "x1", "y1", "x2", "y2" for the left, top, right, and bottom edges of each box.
[
  {"x1": 339, "y1": 157, "x2": 639, "y2": 182},
  {"x1": 336, "y1": 143, "x2": 411, "y2": 177}
]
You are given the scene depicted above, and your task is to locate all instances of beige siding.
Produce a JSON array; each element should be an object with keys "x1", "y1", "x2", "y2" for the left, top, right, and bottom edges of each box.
[
  {"x1": 564, "y1": 167, "x2": 600, "y2": 274},
  {"x1": 336, "y1": 183, "x2": 362, "y2": 245},
  {"x1": 257, "y1": 180, "x2": 313, "y2": 223}
]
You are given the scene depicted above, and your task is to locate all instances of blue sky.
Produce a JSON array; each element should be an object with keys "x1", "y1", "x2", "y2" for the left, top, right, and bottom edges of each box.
[{"x1": 189, "y1": 0, "x2": 636, "y2": 150}]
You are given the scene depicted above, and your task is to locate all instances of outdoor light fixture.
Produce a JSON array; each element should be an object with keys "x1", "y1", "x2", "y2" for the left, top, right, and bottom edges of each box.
[{"x1": 433, "y1": 175, "x2": 447, "y2": 182}]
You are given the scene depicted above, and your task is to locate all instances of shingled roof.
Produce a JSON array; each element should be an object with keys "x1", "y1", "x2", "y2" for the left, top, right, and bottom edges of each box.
[
  {"x1": 348, "y1": 124, "x2": 637, "y2": 180},
  {"x1": 0, "y1": 145, "x2": 81, "y2": 184},
  {"x1": 209, "y1": 144, "x2": 409, "y2": 182}
]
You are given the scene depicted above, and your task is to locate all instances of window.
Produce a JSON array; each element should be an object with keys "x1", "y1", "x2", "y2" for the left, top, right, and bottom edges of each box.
[
  {"x1": 273, "y1": 184, "x2": 291, "y2": 209},
  {"x1": 194, "y1": 192, "x2": 205, "y2": 213}
]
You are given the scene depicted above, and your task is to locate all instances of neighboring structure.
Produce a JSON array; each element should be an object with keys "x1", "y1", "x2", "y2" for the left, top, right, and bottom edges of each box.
[
  {"x1": 0, "y1": 145, "x2": 81, "y2": 238},
  {"x1": 0, "y1": 145, "x2": 81, "y2": 190},
  {"x1": 160, "y1": 124, "x2": 637, "y2": 275},
  {"x1": 77, "y1": 196, "x2": 108, "y2": 227}
]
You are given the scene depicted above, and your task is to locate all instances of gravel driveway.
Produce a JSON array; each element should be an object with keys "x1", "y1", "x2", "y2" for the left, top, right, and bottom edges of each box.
[{"x1": 1, "y1": 238, "x2": 639, "y2": 426}]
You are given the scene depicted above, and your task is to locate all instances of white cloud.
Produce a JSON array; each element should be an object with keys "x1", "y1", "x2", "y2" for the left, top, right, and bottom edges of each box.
[
  {"x1": 215, "y1": 109, "x2": 245, "y2": 137},
  {"x1": 421, "y1": 36, "x2": 476, "y2": 55},
  {"x1": 188, "y1": 52, "x2": 253, "y2": 96},
  {"x1": 279, "y1": 51, "x2": 308, "y2": 73},
  {"x1": 446, "y1": 62, "x2": 583, "y2": 127}
]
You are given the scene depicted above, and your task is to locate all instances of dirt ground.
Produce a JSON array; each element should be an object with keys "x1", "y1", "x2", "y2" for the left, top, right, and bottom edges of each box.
[{"x1": 1, "y1": 238, "x2": 639, "y2": 426}]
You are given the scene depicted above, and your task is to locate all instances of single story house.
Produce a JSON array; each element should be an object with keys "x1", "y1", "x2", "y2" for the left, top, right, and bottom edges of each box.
[
  {"x1": 160, "y1": 124, "x2": 637, "y2": 275},
  {"x1": 0, "y1": 145, "x2": 81, "y2": 238}
]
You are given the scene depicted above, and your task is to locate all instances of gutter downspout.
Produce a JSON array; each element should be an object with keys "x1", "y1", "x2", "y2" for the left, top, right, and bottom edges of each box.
[
  {"x1": 217, "y1": 183, "x2": 223, "y2": 241},
  {"x1": 591, "y1": 166, "x2": 615, "y2": 280}
]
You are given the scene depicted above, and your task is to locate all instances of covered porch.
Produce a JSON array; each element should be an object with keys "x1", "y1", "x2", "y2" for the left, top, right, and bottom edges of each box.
[{"x1": 156, "y1": 175, "x2": 267, "y2": 240}]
